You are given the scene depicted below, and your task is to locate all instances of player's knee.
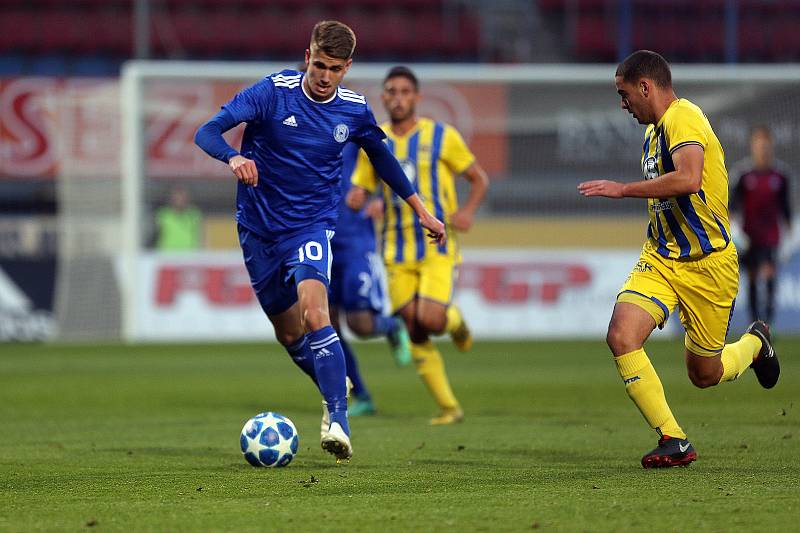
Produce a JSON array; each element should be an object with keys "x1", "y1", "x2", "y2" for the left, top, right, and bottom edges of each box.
[
  {"x1": 345, "y1": 314, "x2": 373, "y2": 337},
  {"x1": 275, "y1": 329, "x2": 304, "y2": 347},
  {"x1": 687, "y1": 367, "x2": 719, "y2": 389},
  {"x1": 606, "y1": 325, "x2": 638, "y2": 356},
  {"x1": 417, "y1": 313, "x2": 446, "y2": 335},
  {"x1": 302, "y1": 306, "x2": 330, "y2": 332}
]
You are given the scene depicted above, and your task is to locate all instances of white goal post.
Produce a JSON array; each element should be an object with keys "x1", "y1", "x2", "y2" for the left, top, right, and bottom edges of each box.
[{"x1": 108, "y1": 62, "x2": 800, "y2": 342}]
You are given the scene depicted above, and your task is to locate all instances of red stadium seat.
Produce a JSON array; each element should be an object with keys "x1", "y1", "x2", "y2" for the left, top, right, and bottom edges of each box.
[
  {"x1": 575, "y1": 15, "x2": 615, "y2": 61},
  {"x1": 0, "y1": 11, "x2": 39, "y2": 52}
]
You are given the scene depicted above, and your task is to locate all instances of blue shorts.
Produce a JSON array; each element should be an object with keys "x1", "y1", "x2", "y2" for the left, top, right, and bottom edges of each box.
[
  {"x1": 239, "y1": 224, "x2": 334, "y2": 316},
  {"x1": 329, "y1": 246, "x2": 386, "y2": 314}
]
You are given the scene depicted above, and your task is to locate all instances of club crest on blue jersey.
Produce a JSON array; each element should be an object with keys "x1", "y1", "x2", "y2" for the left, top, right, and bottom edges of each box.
[{"x1": 334, "y1": 123, "x2": 349, "y2": 143}]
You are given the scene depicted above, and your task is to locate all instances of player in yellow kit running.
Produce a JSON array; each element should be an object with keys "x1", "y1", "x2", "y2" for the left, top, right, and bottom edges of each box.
[
  {"x1": 348, "y1": 66, "x2": 489, "y2": 425},
  {"x1": 579, "y1": 50, "x2": 780, "y2": 468}
]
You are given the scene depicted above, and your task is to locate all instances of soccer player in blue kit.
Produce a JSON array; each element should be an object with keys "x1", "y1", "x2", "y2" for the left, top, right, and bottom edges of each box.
[
  {"x1": 328, "y1": 142, "x2": 412, "y2": 417},
  {"x1": 194, "y1": 20, "x2": 445, "y2": 462}
]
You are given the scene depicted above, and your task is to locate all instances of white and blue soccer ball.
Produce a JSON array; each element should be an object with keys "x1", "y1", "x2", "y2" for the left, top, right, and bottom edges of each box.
[{"x1": 240, "y1": 412, "x2": 299, "y2": 467}]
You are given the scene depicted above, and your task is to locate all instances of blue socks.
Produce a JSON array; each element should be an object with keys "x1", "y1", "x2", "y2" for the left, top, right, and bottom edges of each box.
[
  {"x1": 307, "y1": 325, "x2": 349, "y2": 436},
  {"x1": 371, "y1": 314, "x2": 399, "y2": 337},
  {"x1": 340, "y1": 335, "x2": 370, "y2": 400},
  {"x1": 285, "y1": 336, "x2": 318, "y2": 387}
]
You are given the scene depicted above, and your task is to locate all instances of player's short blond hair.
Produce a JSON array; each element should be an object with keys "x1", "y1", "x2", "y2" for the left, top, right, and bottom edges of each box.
[{"x1": 310, "y1": 20, "x2": 356, "y2": 60}]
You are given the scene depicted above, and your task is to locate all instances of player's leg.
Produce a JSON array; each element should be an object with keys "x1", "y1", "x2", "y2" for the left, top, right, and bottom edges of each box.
[
  {"x1": 415, "y1": 256, "x2": 471, "y2": 351},
  {"x1": 396, "y1": 298, "x2": 461, "y2": 424},
  {"x1": 345, "y1": 310, "x2": 411, "y2": 368},
  {"x1": 679, "y1": 244, "x2": 778, "y2": 390},
  {"x1": 285, "y1": 230, "x2": 352, "y2": 460},
  {"x1": 330, "y1": 307, "x2": 374, "y2": 417},
  {"x1": 296, "y1": 276, "x2": 352, "y2": 460},
  {"x1": 238, "y1": 224, "x2": 318, "y2": 385},
  {"x1": 342, "y1": 251, "x2": 410, "y2": 366},
  {"x1": 607, "y1": 302, "x2": 687, "y2": 436},
  {"x1": 267, "y1": 303, "x2": 317, "y2": 386},
  {"x1": 613, "y1": 250, "x2": 691, "y2": 467},
  {"x1": 330, "y1": 258, "x2": 375, "y2": 415},
  {"x1": 412, "y1": 257, "x2": 464, "y2": 424},
  {"x1": 761, "y1": 249, "x2": 777, "y2": 324}
]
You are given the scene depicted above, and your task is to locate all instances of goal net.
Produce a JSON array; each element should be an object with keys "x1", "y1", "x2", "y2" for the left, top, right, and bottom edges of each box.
[{"x1": 49, "y1": 62, "x2": 800, "y2": 341}]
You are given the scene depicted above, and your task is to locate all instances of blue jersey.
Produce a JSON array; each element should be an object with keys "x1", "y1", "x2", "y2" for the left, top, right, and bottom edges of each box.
[
  {"x1": 222, "y1": 70, "x2": 386, "y2": 240},
  {"x1": 333, "y1": 142, "x2": 377, "y2": 250}
]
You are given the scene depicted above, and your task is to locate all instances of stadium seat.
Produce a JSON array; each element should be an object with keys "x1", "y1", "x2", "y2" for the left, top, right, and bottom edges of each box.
[
  {"x1": 0, "y1": 11, "x2": 40, "y2": 52},
  {"x1": 91, "y1": 11, "x2": 133, "y2": 57}
]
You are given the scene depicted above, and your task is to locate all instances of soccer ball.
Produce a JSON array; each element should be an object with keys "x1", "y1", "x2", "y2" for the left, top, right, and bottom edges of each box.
[{"x1": 240, "y1": 412, "x2": 299, "y2": 467}]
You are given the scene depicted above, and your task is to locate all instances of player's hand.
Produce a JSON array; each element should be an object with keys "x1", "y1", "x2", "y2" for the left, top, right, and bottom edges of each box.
[
  {"x1": 419, "y1": 212, "x2": 447, "y2": 246},
  {"x1": 346, "y1": 186, "x2": 369, "y2": 210},
  {"x1": 364, "y1": 198, "x2": 384, "y2": 220},
  {"x1": 578, "y1": 180, "x2": 625, "y2": 198},
  {"x1": 449, "y1": 209, "x2": 474, "y2": 232},
  {"x1": 229, "y1": 155, "x2": 258, "y2": 186}
]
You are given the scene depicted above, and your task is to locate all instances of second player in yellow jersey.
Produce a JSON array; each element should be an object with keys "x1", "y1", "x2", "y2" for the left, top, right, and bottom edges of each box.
[
  {"x1": 348, "y1": 66, "x2": 489, "y2": 425},
  {"x1": 578, "y1": 50, "x2": 780, "y2": 469}
]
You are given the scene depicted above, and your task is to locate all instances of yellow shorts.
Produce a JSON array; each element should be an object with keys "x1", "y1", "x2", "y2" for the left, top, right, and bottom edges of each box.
[
  {"x1": 386, "y1": 254, "x2": 457, "y2": 312},
  {"x1": 617, "y1": 242, "x2": 739, "y2": 356}
]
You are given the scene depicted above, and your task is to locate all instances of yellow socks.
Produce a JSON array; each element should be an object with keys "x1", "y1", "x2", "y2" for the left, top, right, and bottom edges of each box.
[
  {"x1": 445, "y1": 305, "x2": 464, "y2": 334},
  {"x1": 719, "y1": 333, "x2": 761, "y2": 383},
  {"x1": 411, "y1": 340, "x2": 459, "y2": 410},
  {"x1": 614, "y1": 348, "x2": 686, "y2": 439}
]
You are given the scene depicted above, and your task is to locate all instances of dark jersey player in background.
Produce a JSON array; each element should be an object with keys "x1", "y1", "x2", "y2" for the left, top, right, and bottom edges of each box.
[
  {"x1": 732, "y1": 125, "x2": 793, "y2": 324},
  {"x1": 194, "y1": 20, "x2": 445, "y2": 463},
  {"x1": 328, "y1": 142, "x2": 411, "y2": 417}
]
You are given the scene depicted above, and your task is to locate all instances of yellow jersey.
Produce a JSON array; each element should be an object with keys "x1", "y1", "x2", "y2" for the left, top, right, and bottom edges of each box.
[
  {"x1": 641, "y1": 98, "x2": 731, "y2": 259},
  {"x1": 351, "y1": 117, "x2": 475, "y2": 265}
]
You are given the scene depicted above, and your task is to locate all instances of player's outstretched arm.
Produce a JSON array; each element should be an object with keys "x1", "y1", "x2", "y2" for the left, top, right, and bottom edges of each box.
[
  {"x1": 406, "y1": 195, "x2": 447, "y2": 245},
  {"x1": 195, "y1": 109, "x2": 259, "y2": 186},
  {"x1": 360, "y1": 137, "x2": 446, "y2": 244},
  {"x1": 579, "y1": 144, "x2": 704, "y2": 199}
]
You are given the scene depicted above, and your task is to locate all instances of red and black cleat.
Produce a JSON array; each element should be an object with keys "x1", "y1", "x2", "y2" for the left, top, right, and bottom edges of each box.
[
  {"x1": 747, "y1": 320, "x2": 780, "y2": 389},
  {"x1": 641, "y1": 435, "x2": 697, "y2": 468}
]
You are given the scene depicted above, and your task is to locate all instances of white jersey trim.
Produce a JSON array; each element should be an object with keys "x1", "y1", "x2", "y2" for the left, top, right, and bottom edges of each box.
[
  {"x1": 337, "y1": 87, "x2": 366, "y2": 104},
  {"x1": 300, "y1": 75, "x2": 337, "y2": 104}
]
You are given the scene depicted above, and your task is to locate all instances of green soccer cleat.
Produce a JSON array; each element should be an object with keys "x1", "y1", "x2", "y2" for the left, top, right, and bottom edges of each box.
[
  {"x1": 349, "y1": 396, "x2": 376, "y2": 417},
  {"x1": 387, "y1": 317, "x2": 412, "y2": 367}
]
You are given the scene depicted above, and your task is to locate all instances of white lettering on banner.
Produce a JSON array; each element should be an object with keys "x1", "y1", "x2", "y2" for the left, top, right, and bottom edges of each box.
[{"x1": 141, "y1": 249, "x2": 800, "y2": 341}]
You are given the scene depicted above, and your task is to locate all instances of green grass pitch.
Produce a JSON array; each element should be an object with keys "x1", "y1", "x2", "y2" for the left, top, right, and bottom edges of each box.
[{"x1": 1, "y1": 338, "x2": 798, "y2": 531}]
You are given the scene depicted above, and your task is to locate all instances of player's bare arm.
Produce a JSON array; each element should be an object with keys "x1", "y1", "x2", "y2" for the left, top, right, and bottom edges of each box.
[
  {"x1": 450, "y1": 162, "x2": 489, "y2": 232},
  {"x1": 405, "y1": 194, "x2": 447, "y2": 245},
  {"x1": 229, "y1": 154, "x2": 259, "y2": 186},
  {"x1": 578, "y1": 144, "x2": 704, "y2": 199}
]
